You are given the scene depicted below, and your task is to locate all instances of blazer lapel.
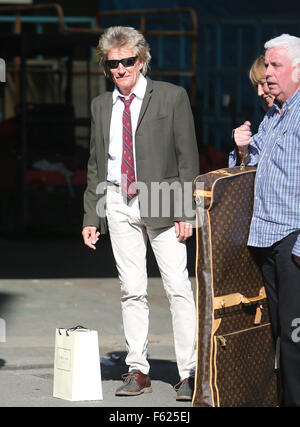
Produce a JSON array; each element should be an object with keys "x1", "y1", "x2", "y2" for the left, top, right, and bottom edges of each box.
[
  {"x1": 136, "y1": 77, "x2": 153, "y2": 131},
  {"x1": 100, "y1": 93, "x2": 113, "y2": 154}
]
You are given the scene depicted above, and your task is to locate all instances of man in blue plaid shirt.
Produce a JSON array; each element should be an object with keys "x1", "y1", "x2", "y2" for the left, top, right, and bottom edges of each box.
[{"x1": 229, "y1": 33, "x2": 300, "y2": 407}]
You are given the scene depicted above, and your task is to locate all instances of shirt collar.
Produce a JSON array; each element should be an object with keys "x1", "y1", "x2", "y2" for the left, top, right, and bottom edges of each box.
[
  {"x1": 112, "y1": 74, "x2": 147, "y2": 104},
  {"x1": 274, "y1": 88, "x2": 300, "y2": 113},
  {"x1": 284, "y1": 88, "x2": 300, "y2": 110}
]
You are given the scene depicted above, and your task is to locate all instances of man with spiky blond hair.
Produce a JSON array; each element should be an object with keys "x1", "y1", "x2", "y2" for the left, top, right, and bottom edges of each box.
[{"x1": 82, "y1": 26, "x2": 199, "y2": 401}]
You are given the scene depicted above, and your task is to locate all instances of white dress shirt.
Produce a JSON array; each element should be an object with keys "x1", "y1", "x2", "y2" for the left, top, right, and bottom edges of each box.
[{"x1": 107, "y1": 74, "x2": 147, "y2": 185}]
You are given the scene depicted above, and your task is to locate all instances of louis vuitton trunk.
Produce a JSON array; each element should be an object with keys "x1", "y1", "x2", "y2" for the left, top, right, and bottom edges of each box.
[{"x1": 192, "y1": 166, "x2": 278, "y2": 407}]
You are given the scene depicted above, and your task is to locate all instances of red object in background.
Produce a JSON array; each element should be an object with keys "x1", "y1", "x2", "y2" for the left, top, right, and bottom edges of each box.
[
  {"x1": 0, "y1": 118, "x2": 19, "y2": 145},
  {"x1": 26, "y1": 169, "x2": 87, "y2": 188},
  {"x1": 199, "y1": 146, "x2": 228, "y2": 174},
  {"x1": 0, "y1": 115, "x2": 228, "y2": 190},
  {"x1": 26, "y1": 148, "x2": 227, "y2": 190}
]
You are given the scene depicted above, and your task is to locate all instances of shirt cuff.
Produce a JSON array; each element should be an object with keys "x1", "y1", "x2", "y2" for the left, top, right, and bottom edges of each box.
[
  {"x1": 228, "y1": 149, "x2": 238, "y2": 167},
  {"x1": 292, "y1": 235, "x2": 300, "y2": 257},
  {"x1": 228, "y1": 145, "x2": 259, "y2": 168}
]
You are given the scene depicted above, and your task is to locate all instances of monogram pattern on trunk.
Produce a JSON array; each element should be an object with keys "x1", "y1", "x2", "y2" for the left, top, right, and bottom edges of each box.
[{"x1": 193, "y1": 167, "x2": 278, "y2": 407}]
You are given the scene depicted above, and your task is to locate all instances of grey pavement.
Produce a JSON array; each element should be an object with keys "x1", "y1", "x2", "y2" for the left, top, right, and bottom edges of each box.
[{"x1": 0, "y1": 276, "x2": 196, "y2": 408}]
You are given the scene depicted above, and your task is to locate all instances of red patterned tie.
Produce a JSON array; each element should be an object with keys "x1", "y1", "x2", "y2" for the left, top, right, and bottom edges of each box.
[{"x1": 120, "y1": 94, "x2": 136, "y2": 200}]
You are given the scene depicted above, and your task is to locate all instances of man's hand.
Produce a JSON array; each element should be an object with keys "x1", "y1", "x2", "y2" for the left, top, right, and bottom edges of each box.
[
  {"x1": 293, "y1": 254, "x2": 300, "y2": 267},
  {"x1": 174, "y1": 221, "x2": 193, "y2": 242},
  {"x1": 233, "y1": 121, "x2": 252, "y2": 152},
  {"x1": 82, "y1": 226, "x2": 100, "y2": 250}
]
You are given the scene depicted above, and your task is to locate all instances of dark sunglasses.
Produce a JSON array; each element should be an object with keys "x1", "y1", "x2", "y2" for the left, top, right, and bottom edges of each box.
[{"x1": 105, "y1": 56, "x2": 138, "y2": 69}]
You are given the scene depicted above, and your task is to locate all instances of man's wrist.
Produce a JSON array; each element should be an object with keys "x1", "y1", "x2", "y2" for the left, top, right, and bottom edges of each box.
[
  {"x1": 236, "y1": 147, "x2": 249, "y2": 165},
  {"x1": 238, "y1": 148, "x2": 249, "y2": 158}
]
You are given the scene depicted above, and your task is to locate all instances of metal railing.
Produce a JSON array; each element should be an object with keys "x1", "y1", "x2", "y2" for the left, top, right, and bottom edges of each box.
[
  {"x1": 1, "y1": 5, "x2": 299, "y2": 150},
  {"x1": 65, "y1": 7, "x2": 198, "y2": 105},
  {"x1": 0, "y1": 6, "x2": 198, "y2": 105},
  {"x1": 0, "y1": 3, "x2": 65, "y2": 33}
]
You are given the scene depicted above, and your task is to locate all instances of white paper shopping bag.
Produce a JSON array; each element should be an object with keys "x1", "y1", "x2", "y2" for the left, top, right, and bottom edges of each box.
[{"x1": 53, "y1": 325, "x2": 103, "y2": 401}]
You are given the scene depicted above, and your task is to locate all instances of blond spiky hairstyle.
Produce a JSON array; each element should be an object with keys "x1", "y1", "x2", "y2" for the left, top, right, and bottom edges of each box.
[{"x1": 98, "y1": 26, "x2": 151, "y2": 79}]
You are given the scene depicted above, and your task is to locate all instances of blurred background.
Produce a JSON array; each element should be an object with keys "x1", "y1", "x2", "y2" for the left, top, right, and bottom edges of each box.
[{"x1": 0, "y1": 0, "x2": 299, "y2": 279}]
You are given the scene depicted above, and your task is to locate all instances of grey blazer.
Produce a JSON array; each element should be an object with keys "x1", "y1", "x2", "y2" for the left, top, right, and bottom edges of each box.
[{"x1": 83, "y1": 77, "x2": 199, "y2": 233}]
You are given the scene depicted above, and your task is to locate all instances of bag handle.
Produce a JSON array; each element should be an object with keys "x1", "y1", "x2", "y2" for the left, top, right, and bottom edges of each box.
[
  {"x1": 58, "y1": 325, "x2": 88, "y2": 336},
  {"x1": 214, "y1": 287, "x2": 266, "y2": 310},
  {"x1": 214, "y1": 287, "x2": 266, "y2": 325}
]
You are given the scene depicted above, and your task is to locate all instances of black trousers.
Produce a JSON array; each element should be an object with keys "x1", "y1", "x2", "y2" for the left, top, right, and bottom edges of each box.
[{"x1": 250, "y1": 230, "x2": 300, "y2": 407}]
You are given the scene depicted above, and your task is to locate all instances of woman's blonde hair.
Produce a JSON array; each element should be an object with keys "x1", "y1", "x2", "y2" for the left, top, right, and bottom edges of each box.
[
  {"x1": 248, "y1": 54, "x2": 266, "y2": 87},
  {"x1": 97, "y1": 26, "x2": 151, "y2": 78}
]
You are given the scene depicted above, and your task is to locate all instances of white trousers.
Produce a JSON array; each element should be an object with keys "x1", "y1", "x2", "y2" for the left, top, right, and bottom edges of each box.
[{"x1": 106, "y1": 185, "x2": 196, "y2": 380}]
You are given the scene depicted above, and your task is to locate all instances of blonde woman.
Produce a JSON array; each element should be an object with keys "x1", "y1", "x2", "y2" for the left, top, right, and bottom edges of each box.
[{"x1": 249, "y1": 54, "x2": 274, "y2": 111}]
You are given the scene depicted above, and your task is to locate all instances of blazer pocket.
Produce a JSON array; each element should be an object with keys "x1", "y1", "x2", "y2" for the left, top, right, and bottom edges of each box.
[
  {"x1": 164, "y1": 169, "x2": 179, "y2": 180},
  {"x1": 147, "y1": 114, "x2": 169, "y2": 122}
]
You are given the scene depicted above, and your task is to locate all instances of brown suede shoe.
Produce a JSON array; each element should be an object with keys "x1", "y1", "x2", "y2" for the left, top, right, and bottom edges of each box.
[
  {"x1": 115, "y1": 370, "x2": 152, "y2": 396},
  {"x1": 174, "y1": 377, "x2": 194, "y2": 401}
]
